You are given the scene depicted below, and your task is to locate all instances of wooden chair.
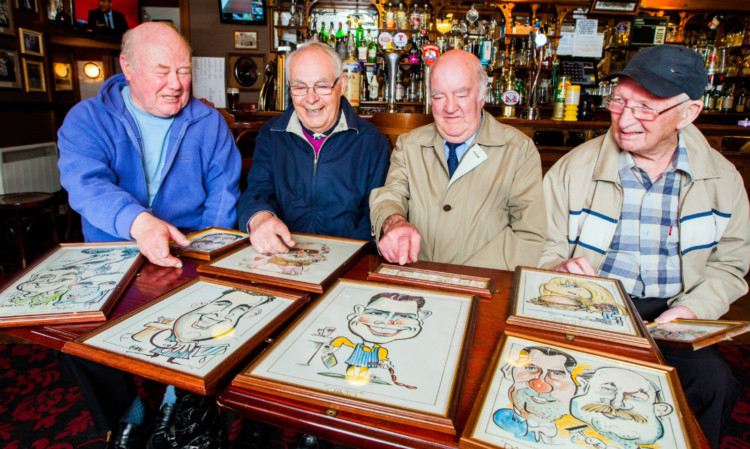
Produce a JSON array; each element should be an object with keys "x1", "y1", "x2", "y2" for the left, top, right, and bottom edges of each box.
[{"x1": 368, "y1": 112, "x2": 434, "y2": 150}]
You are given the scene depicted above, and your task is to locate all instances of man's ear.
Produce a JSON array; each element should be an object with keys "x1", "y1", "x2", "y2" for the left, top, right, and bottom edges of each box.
[
  {"x1": 120, "y1": 54, "x2": 132, "y2": 80},
  {"x1": 675, "y1": 100, "x2": 702, "y2": 130}
]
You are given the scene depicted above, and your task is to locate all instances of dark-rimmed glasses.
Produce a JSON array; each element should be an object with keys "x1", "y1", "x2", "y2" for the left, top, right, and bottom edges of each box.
[
  {"x1": 289, "y1": 77, "x2": 340, "y2": 97},
  {"x1": 603, "y1": 95, "x2": 689, "y2": 121}
]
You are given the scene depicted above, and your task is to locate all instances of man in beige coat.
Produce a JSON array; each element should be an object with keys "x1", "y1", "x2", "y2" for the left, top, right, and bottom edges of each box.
[{"x1": 369, "y1": 50, "x2": 546, "y2": 270}]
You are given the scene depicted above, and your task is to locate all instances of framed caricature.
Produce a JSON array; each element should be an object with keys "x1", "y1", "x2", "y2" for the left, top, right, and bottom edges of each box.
[
  {"x1": 19, "y1": 27, "x2": 44, "y2": 56},
  {"x1": 460, "y1": 330, "x2": 698, "y2": 449},
  {"x1": 0, "y1": 49, "x2": 22, "y2": 89},
  {"x1": 198, "y1": 233, "x2": 369, "y2": 293},
  {"x1": 170, "y1": 227, "x2": 248, "y2": 260},
  {"x1": 22, "y1": 58, "x2": 45, "y2": 92},
  {"x1": 507, "y1": 267, "x2": 651, "y2": 348},
  {"x1": 647, "y1": 319, "x2": 750, "y2": 350},
  {"x1": 368, "y1": 263, "x2": 494, "y2": 298},
  {"x1": 233, "y1": 279, "x2": 478, "y2": 434},
  {"x1": 0, "y1": 243, "x2": 143, "y2": 327},
  {"x1": 0, "y1": 0, "x2": 15, "y2": 36},
  {"x1": 63, "y1": 278, "x2": 310, "y2": 395}
]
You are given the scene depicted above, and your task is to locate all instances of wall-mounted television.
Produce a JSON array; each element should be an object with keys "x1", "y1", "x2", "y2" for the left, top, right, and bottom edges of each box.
[
  {"x1": 72, "y1": 0, "x2": 140, "y2": 33},
  {"x1": 219, "y1": 0, "x2": 266, "y2": 25}
]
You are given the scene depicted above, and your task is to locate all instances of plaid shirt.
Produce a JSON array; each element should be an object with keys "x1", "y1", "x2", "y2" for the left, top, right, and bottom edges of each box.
[{"x1": 599, "y1": 132, "x2": 691, "y2": 298}]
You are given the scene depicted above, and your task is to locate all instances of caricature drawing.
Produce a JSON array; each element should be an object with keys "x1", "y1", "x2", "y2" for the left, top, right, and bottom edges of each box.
[
  {"x1": 320, "y1": 292, "x2": 432, "y2": 388},
  {"x1": 185, "y1": 232, "x2": 244, "y2": 252},
  {"x1": 530, "y1": 277, "x2": 625, "y2": 326},
  {"x1": 243, "y1": 242, "x2": 330, "y2": 276}
]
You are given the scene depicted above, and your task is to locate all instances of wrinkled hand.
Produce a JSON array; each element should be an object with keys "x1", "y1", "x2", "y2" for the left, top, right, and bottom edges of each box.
[
  {"x1": 378, "y1": 214, "x2": 421, "y2": 265},
  {"x1": 555, "y1": 257, "x2": 597, "y2": 276},
  {"x1": 654, "y1": 305, "x2": 697, "y2": 324},
  {"x1": 249, "y1": 212, "x2": 295, "y2": 254},
  {"x1": 130, "y1": 212, "x2": 188, "y2": 268}
]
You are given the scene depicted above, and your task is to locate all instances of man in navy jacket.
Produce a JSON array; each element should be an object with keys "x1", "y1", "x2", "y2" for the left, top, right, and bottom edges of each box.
[{"x1": 237, "y1": 41, "x2": 389, "y2": 253}]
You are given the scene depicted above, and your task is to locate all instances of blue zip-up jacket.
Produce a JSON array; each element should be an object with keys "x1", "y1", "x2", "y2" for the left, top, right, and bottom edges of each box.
[
  {"x1": 237, "y1": 98, "x2": 389, "y2": 242},
  {"x1": 58, "y1": 74, "x2": 241, "y2": 242}
]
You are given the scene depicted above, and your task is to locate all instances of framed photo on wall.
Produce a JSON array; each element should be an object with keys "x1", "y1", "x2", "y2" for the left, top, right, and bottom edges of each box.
[
  {"x1": 234, "y1": 31, "x2": 258, "y2": 49},
  {"x1": 170, "y1": 227, "x2": 248, "y2": 260},
  {"x1": 52, "y1": 61, "x2": 73, "y2": 91},
  {"x1": 589, "y1": 0, "x2": 641, "y2": 15},
  {"x1": 19, "y1": 27, "x2": 44, "y2": 56},
  {"x1": 22, "y1": 58, "x2": 45, "y2": 92},
  {"x1": 507, "y1": 267, "x2": 651, "y2": 348},
  {"x1": 0, "y1": 243, "x2": 142, "y2": 327},
  {"x1": 226, "y1": 53, "x2": 266, "y2": 92},
  {"x1": 15, "y1": 0, "x2": 37, "y2": 12},
  {"x1": 63, "y1": 278, "x2": 311, "y2": 395},
  {"x1": 460, "y1": 330, "x2": 698, "y2": 449},
  {"x1": 0, "y1": 0, "x2": 15, "y2": 36},
  {"x1": 0, "y1": 49, "x2": 22, "y2": 89},
  {"x1": 233, "y1": 279, "x2": 478, "y2": 434}
]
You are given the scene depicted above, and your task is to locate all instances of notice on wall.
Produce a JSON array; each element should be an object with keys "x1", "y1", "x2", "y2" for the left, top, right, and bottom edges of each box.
[
  {"x1": 556, "y1": 19, "x2": 604, "y2": 58},
  {"x1": 192, "y1": 57, "x2": 226, "y2": 108}
]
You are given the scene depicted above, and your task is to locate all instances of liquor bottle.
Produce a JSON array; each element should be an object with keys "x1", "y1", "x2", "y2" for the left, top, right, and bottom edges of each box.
[
  {"x1": 410, "y1": 3, "x2": 421, "y2": 30},
  {"x1": 721, "y1": 82, "x2": 734, "y2": 112},
  {"x1": 368, "y1": 69, "x2": 380, "y2": 101},
  {"x1": 711, "y1": 76, "x2": 724, "y2": 111},
  {"x1": 308, "y1": 17, "x2": 317, "y2": 41},
  {"x1": 377, "y1": 66, "x2": 386, "y2": 101},
  {"x1": 500, "y1": 67, "x2": 519, "y2": 118},
  {"x1": 421, "y1": 3, "x2": 431, "y2": 31},
  {"x1": 367, "y1": 38, "x2": 378, "y2": 63},
  {"x1": 335, "y1": 29, "x2": 347, "y2": 60},
  {"x1": 385, "y1": 3, "x2": 396, "y2": 30},
  {"x1": 320, "y1": 22, "x2": 328, "y2": 43},
  {"x1": 327, "y1": 23, "x2": 336, "y2": 47},
  {"x1": 407, "y1": 72, "x2": 418, "y2": 102},
  {"x1": 735, "y1": 87, "x2": 747, "y2": 113},
  {"x1": 355, "y1": 21, "x2": 365, "y2": 48},
  {"x1": 343, "y1": 53, "x2": 361, "y2": 109},
  {"x1": 703, "y1": 74, "x2": 715, "y2": 110},
  {"x1": 357, "y1": 35, "x2": 368, "y2": 62},
  {"x1": 397, "y1": 2, "x2": 408, "y2": 31},
  {"x1": 336, "y1": 22, "x2": 345, "y2": 40}
]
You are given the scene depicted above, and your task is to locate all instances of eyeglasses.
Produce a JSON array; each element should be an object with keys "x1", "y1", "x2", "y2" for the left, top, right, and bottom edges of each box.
[
  {"x1": 289, "y1": 77, "x2": 340, "y2": 97},
  {"x1": 603, "y1": 95, "x2": 689, "y2": 121}
]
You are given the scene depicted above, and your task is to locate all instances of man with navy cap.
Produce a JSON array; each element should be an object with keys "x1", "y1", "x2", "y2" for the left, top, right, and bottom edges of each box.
[{"x1": 539, "y1": 44, "x2": 749, "y2": 446}]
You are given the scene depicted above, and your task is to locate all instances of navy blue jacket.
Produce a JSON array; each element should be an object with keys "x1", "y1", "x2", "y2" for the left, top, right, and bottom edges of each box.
[
  {"x1": 237, "y1": 98, "x2": 389, "y2": 242},
  {"x1": 58, "y1": 74, "x2": 241, "y2": 242}
]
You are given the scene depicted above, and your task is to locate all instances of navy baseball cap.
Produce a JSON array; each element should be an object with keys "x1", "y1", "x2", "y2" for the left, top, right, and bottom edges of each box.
[{"x1": 603, "y1": 45, "x2": 708, "y2": 100}]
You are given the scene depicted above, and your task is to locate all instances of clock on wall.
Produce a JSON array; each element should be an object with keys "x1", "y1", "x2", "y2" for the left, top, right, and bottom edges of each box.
[{"x1": 226, "y1": 53, "x2": 266, "y2": 91}]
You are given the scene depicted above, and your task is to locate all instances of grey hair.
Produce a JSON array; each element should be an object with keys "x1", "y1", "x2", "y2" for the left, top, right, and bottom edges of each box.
[
  {"x1": 471, "y1": 56, "x2": 488, "y2": 102},
  {"x1": 121, "y1": 23, "x2": 192, "y2": 68},
  {"x1": 285, "y1": 41, "x2": 343, "y2": 83}
]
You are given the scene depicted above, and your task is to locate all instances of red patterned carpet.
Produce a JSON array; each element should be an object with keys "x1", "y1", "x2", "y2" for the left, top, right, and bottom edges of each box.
[{"x1": 0, "y1": 342, "x2": 748, "y2": 449}]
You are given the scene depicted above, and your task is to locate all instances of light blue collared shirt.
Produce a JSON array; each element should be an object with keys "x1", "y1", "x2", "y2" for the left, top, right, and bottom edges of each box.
[{"x1": 443, "y1": 117, "x2": 482, "y2": 165}]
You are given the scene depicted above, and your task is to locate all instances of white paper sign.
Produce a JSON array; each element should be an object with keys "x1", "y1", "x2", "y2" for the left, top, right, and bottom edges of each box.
[{"x1": 192, "y1": 57, "x2": 226, "y2": 108}]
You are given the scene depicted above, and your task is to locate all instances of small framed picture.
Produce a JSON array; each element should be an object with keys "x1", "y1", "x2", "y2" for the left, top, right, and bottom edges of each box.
[
  {"x1": 52, "y1": 61, "x2": 73, "y2": 91},
  {"x1": 19, "y1": 27, "x2": 44, "y2": 56},
  {"x1": 170, "y1": 227, "x2": 248, "y2": 260},
  {"x1": 0, "y1": 0, "x2": 15, "y2": 36},
  {"x1": 198, "y1": 233, "x2": 368, "y2": 293},
  {"x1": 15, "y1": 0, "x2": 37, "y2": 12},
  {"x1": 22, "y1": 58, "x2": 46, "y2": 92},
  {"x1": 226, "y1": 53, "x2": 266, "y2": 92},
  {"x1": 368, "y1": 263, "x2": 494, "y2": 298},
  {"x1": 646, "y1": 319, "x2": 750, "y2": 350},
  {"x1": 507, "y1": 266, "x2": 650, "y2": 348},
  {"x1": 589, "y1": 0, "x2": 641, "y2": 15},
  {"x1": 63, "y1": 278, "x2": 311, "y2": 395},
  {"x1": 0, "y1": 48, "x2": 22, "y2": 89},
  {"x1": 234, "y1": 30, "x2": 258, "y2": 49}
]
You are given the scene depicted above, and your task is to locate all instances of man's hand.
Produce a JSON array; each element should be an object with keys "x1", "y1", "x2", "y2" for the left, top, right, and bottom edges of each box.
[
  {"x1": 654, "y1": 305, "x2": 697, "y2": 324},
  {"x1": 249, "y1": 212, "x2": 295, "y2": 254},
  {"x1": 130, "y1": 212, "x2": 188, "y2": 268},
  {"x1": 555, "y1": 257, "x2": 597, "y2": 276},
  {"x1": 378, "y1": 214, "x2": 421, "y2": 265}
]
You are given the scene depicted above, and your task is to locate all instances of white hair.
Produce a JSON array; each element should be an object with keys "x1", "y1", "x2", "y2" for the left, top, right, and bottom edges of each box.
[{"x1": 285, "y1": 41, "x2": 343, "y2": 83}]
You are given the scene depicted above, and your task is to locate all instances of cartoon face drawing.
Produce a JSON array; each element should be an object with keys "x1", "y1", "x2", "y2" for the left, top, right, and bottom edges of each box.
[
  {"x1": 188, "y1": 233, "x2": 243, "y2": 251},
  {"x1": 347, "y1": 293, "x2": 432, "y2": 345},
  {"x1": 57, "y1": 274, "x2": 119, "y2": 305},
  {"x1": 172, "y1": 290, "x2": 272, "y2": 343},
  {"x1": 504, "y1": 346, "x2": 578, "y2": 422},
  {"x1": 570, "y1": 367, "x2": 673, "y2": 447}
]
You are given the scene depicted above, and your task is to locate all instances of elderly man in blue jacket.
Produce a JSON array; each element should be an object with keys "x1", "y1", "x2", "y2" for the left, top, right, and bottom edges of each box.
[
  {"x1": 237, "y1": 41, "x2": 389, "y2": 253},
  {"x1": 57, "y1": 22, "x2": 240, "y2": 449}
]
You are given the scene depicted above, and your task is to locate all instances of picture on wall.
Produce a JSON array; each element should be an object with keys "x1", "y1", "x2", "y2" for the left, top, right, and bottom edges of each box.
[
  {"x1": 226, "y1": 53, "x2": 265, "y2": 91},
  {"x1": 0, "y1": 49, "x2": 22, "y2": 88},
  {"x1": 15, "y1": 0, "x2": 37, "y2": 12},
  {"x1": 234, "y1": 31, "x2": 258, "y2": 49},
  {"x1": 198, "y1": 233, "x2": 368, "y2": 292},
  {"x1": 0, "y1": 243, "x2": 142, "y2": 327},
  {"x1": 507, "y1": 267, "x2": 650, "y2": 348},
  {"x1": 233, "y1": 279, "x2": 477, "y2": 434},
  {"x1": 63, "y1": 278, "x2": 309, "y2": 394},
  {"x1": 0, "y1": 0, "x2": 15, "y2": 36},
  {"x1": 53, "y1": 61, "x2": 73, "y2": 91},
  {"x1": 22, "y1": 58, "x2": 45, "y2": 92},
  {"x1": 460, "y1": 331, "x2": 698, "y2": 449},
  {"x1": 19, "y1": 27, "x2": 44, "y2": 56}
]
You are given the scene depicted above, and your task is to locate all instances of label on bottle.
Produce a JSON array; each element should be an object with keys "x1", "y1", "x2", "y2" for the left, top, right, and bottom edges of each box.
[
  {"x1": 345, "y1": 71, "x2": 361, "y2": 107},
  {"x1": 358, "y1": 46, "x2": 368, "y2": 61},
  {"x1": 386, "y1": 12, "x2": 395, "y2": 29}
]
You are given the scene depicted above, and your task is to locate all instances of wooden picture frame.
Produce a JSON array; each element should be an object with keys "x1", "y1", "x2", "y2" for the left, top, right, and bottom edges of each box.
[
  {"x1": 588, "y1": 0, "x2": 640, "y2": 15},
  {"x1": 52, "y1": 61, "x2": 73, "y2": 91},
  {"x1": 15, "y1": 0, "x2": 37, "y2": 12},
  {"x1": 234, "y1": 30, "x2": 258, "y2": 49},
  {"x1": 226, "y1": 52, "x2": 265, "y2": 92},
  {"x1": 0, "y1": 48, "x2": 22, "y2": 89},
  {"x1": 233, "y1": 279, "x2": 477, "y2": 434},
  {"x1": 368, "y1": 263, "x2": 494, "y2": 299},
  {"x1": 170, "y1": 227, "x2": 248, "y2": 261},
  {"x1": 0, "y1": 243, "x2": 143, "y2": 328},
  {"x1": 198, "y1": 233, "x2": 369, "y2": 293},
  {"x1": 0, "y1": 0, "x2": 15, "y2": 36},
  {"x1": 460, "y1": 330, "x2": 698, "y2": 449},
  {"x1": 22, "y1": 58, "x2": 45, "y2": 92},
  {"x1": 646, "y1": 319, "x2": 750, "y2": 350},
  {"x1": 63, "y1": 278, "x2": 311, "y2": 395},
  {"x1": 19, "y1": 27, "x2": 44, "y2": 56},
  {"x1": 506, "y1": 267, "x2": 651, "y2": 348}
]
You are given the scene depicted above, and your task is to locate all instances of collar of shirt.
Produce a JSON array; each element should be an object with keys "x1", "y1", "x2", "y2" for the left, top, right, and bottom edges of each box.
[
  {"x1": 442, "y1": 116, "x2": 482, "y2": 164},
  {"x1": 618, "y1": 130, "x2": 692, "y2": 186}
]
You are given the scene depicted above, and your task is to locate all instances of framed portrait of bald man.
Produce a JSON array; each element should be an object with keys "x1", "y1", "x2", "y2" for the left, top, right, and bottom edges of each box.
[
  {"x1": 507, "y1": 267, "x2": 651, "y2": 348},
  {"x1": 62, "y1": 278, "x2": 311, "y2": 395},
  {"x1": 460, "y1": 330, "x2": 699, "y2": 449},
  {"x1": 233, "y1": 279, "x2": 477, "y2": 434}
]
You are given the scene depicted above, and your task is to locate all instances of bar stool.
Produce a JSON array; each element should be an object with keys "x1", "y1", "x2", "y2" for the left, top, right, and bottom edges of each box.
[{"x1": 0, "y1": 192, "x2": 58, "y2": 268}]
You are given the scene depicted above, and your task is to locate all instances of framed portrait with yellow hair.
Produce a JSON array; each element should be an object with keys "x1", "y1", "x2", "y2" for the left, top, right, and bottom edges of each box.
[{"x1": 507, "y1": 267, "x2": 650, "y2": 348}]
